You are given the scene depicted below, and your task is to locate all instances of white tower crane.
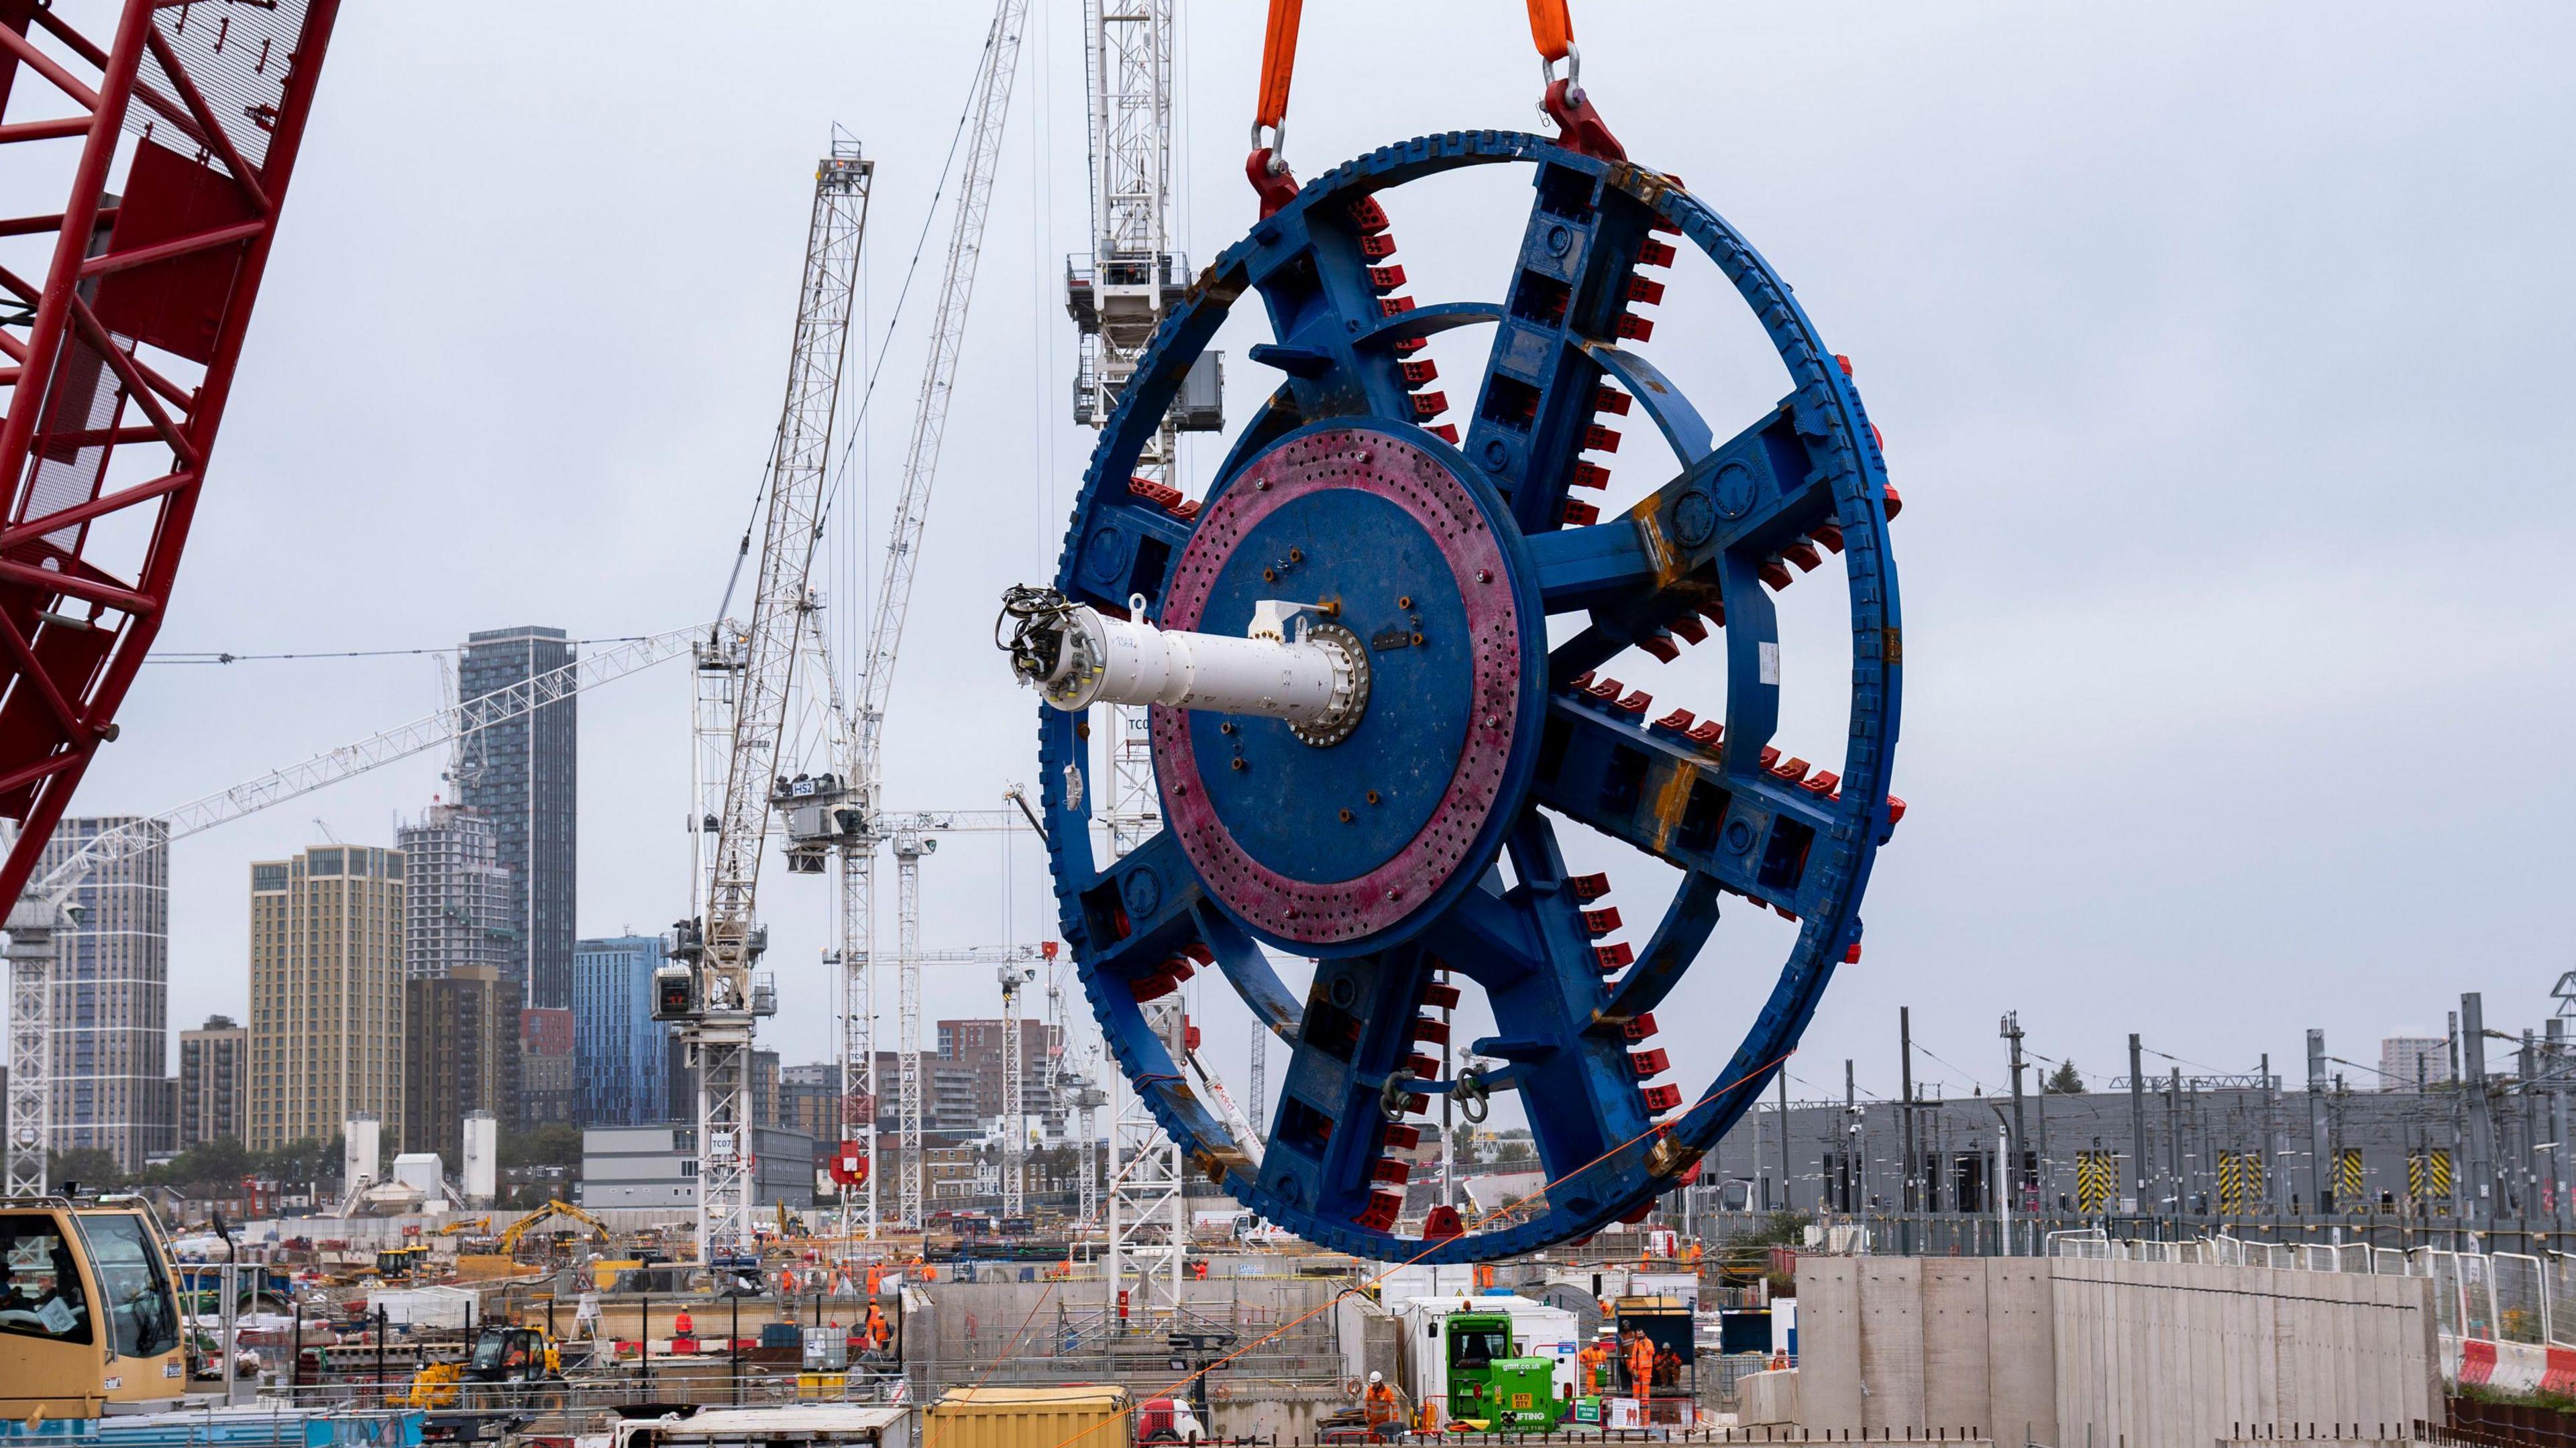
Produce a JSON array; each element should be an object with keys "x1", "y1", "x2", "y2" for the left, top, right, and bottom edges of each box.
[
  {"x1": 1070, "y1": 0, "x2": 1220, "y2": 1321},
  {"x1": 773, "y1": 0, "x2": 1029, "y2": 1238},
  {"x1": 656, "y1": 135, "x2": 871, "y2": 1264}
]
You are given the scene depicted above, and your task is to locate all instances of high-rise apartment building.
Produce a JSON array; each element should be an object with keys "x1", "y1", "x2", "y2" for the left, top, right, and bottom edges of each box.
[
  {"x1": 572, "y1": 935, "x2": 670, "y2": 1127},
  {"x1": 36, "y1": 817, "x2": 172, "y2": 1167},
  {"x1": 177, "y1": 1015, "x2": 246, "y2": 1149},
  {"x1": 457, "y1": 627, "x2": 577, "y2": 1013},
  {"x1": 519, "y1": 1008, "x2": 578, "y2": 1125},
  {"x1": 2379, "y1": 1036, "x2": 2454, "y2": 1091},
  {"x1": 246, "y1": 845, "x2": 407, "y2": 1151},
  {"x1": 403, "y1": 966, "x2": 510, "y2": 1159},
  {"x1": 397, "y1": 805, "x2": 514, "y2": 979},
  {"x1": 935, "y1": 1018, "x2": 1060, "y2": 1127}
]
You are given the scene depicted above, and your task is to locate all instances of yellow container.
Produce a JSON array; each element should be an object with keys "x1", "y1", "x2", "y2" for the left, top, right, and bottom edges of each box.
[{"x1": 926, "y1": 1385, "x2": 1132, "y2": 1448}]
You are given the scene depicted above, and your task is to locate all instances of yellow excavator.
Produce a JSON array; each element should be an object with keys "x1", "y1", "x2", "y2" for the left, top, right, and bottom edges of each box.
[
  {"x1": 407, "y1": 1323, "x2": 563, "y2": 1410},
  {"x1": 0, "y1": 1194, "x2": 197, "y2": 1419},
  {"x1": 496, "y1": 1199, "x2": 607, "y2": 1256}
]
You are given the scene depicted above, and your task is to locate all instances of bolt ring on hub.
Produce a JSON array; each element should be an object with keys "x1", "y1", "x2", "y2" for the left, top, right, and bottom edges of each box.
[{"x1": 1026, "y1": 130, "x2": 1903, "y2": 1261}]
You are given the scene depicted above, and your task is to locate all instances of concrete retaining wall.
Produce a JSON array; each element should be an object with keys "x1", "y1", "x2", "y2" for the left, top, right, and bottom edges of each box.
[
  {"x1": 1793, "y1": 1257, "x2": 2053, "y2": 1443},
  {"x1": 1794, "y1": 1256, "x2": 2437, "y2": 1448}
]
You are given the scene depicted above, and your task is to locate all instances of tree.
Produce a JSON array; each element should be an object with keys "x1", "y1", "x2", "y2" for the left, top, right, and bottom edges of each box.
[
  {"x1": 2044, "y1": 1060, "x2": 2085, "y2": 1095},
  {"x1": 46, "y1": 1147, "x2": 125, "y2": 1190},
  {"x1": 500, "y1": 1123, "x2": 582, "y2": 1172}
]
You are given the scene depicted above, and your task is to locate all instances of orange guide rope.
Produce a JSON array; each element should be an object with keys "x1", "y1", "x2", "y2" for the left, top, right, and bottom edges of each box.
[
  {"x1": 1254, "y1": 0, "x2": 1303, "y2": 130},
  {"x1": 1525, "y1": 0, "x2": 1574, "y2": 63}
]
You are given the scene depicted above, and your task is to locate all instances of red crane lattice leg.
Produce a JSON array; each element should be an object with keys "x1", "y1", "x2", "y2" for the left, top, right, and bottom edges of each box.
[{"x1": 0, "y1": 0, "x2": 339, "y2": 903}]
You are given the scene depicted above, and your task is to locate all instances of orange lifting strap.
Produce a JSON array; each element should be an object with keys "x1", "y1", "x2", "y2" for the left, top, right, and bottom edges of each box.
[{"x1": 1254, "y1": 0, "x2": 1578, "y2": 143}]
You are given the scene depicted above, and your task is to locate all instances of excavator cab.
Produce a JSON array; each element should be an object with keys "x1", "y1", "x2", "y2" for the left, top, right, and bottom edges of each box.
[
  {"x1": 0, "y1": 1198, "x2": 192, "y2": 1418},
  {"x1": 466, "y1": 1325, "x2": 559, "y2": 1384}
]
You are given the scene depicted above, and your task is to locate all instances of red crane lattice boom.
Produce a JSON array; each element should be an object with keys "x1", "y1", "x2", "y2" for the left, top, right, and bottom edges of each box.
[{"x1": 0, "y1": 0, "x2": 339, "y2": 903}]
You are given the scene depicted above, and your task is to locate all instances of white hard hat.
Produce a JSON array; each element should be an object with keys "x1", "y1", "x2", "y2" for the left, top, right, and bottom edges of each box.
[{"x1": 1368, "y1": 1372, "x2": 1383, "y2": 1384}]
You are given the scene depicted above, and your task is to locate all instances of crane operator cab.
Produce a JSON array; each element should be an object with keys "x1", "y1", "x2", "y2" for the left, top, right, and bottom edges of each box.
[{"x1": 0, "y1": 1197, "x2": 191, "y2": 1418}]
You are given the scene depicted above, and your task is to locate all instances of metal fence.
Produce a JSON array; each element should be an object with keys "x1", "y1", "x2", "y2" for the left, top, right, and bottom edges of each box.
[{"x1": 2047, "y1": 1231, "x2": 2576, "y2": 1349}]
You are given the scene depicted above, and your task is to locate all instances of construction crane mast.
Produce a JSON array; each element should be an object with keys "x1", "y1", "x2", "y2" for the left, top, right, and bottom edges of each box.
[
  {"x1": 658, "y1": 136, "x2": 871, "y2": 1263},
  {"x1": 777, "y1": 0, "x2": 1029, "y2": 1237},
  {"x1": 1069, "y1": 0, "x2": 1222, "y2": 1317}
]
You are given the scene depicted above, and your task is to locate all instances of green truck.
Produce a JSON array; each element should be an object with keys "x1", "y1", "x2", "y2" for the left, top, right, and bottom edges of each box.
[{"x1": 1440, "y1": 1310, "x2": 1566, "y2": 1433}]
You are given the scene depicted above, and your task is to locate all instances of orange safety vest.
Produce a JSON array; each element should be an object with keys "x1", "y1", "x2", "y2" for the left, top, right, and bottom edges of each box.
[
  {"x1": 1578, "y1": 1344, "x2": 1607, "y2": 1393},
  {"x1": 1626, "y1": 1339, "x2": 1654, "y2": 1390},
  {"x1": 866, "y1": 1264, "x2": 882, "y2": 1295},
  {"x1": 1363, "y1": 1384, "x2": 1401, "y2": 1425}
]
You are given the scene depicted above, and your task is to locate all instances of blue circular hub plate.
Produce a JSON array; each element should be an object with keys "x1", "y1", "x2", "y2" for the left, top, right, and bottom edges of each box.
[{"x1": 1157, "y1": 426, "x2": 1532, "y2": 951}]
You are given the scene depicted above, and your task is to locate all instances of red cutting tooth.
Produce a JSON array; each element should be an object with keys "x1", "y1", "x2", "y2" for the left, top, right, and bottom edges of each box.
[
  {"x1": 1185, "y1": 942, "x2": 1214, "y2": 964},
  {"x1": 1407, "y1": 1054, "x2": 1440, "y2": 1079},
  {"x1": 1870, "y1": 423, "x2": 1885, "y2": 451},
  {"x1": 1784, "y1": 540, "x2": 1823, "y2": 572},
  {"x1": 1697, "y1": 598, "x2": 1726, "y2": 627},
  {"x1": 1652, "y1": 708, "x2": 1696, "y2": 734},
  {"x1": 1614, "y1": 690, "x2": 1653, "y2": 716},
  {"x1": 1378, "y1": 294, "x2": 1415, "y2": 317},
  {"x1": 1631, "y1": 1049, "x2": 1672, "y2": 1078},
  {"x1": 1421, "y1": 983, "x2": 1461, "y2": 1011},
  {"x1": 1403, "y1": 1093, "x2": 1430, "y2": 1115},
  {"x1": 1811, "y1": 520, "x2": 1845, "y2": 553},
  {"x1": 1640, "y1": 1084, "x2": 1684, "y2": 1113},
  {"x1": 1773, "y1": 903, "x2": 1800, "y2": 922},
  {"x1": 1400, "y1": 358, "x2": 1439, "y2": 386},
  {"x1": 1585, "y1": 676, "x2": 1623, "y2": 701},
  {"x1": 1570, "y1": 460, "x2": 1611, "y2": 490},
  {"x1": 1412, "y1": 1017, "x2": 1450, "y2": 1046},
  {"x1": 1834, "y1": 354, "x2": 1854, "y2": 378},
  {"x1": 1592, "y1": 386, "x2": 1633, "y2": 416},
  {"x1": 1759, "y1": 558, "x2": 1793, "y2": 590},
  {"x1": 1371, "y1": 1160, "x2": 1411, "y2": 1184},
  {"x1": 1649, "y1": 215, "x2": 1680, "y2": 236},
  {"x1": 1350, "y1": 197, "x2": 1391, "y2": 233},
  {"x1": 1615, "y1": 314, "x2": 1656, "y2": 342},
  {"x1": 1886, "y1": 795, "x2": 1908, "y2": 824},
  {"x1": 1360, "y1": 233, "x2": 1398, "y2": 260},
  {"x1": 1559, "y1": 499, "x2": 1601, "y2": 526},
  {"x1": 1623, "y1": 1012, "x2": 1659, "y2": 1042},
  {"x1": 1368, "y1": 264, "x2": 1407, "y2": 291},
  {"x1": 1411, "y1": 391, "x2": 1448, "y2": 419},
  {"x1": 1173, "y1": 498, "x2": 1200, "y2": 520},
  {"x1": 1393, "y1": 335, "x2": 1427, "y2": 355},
  {"x1": 1582, "y1": 907, "x2": 1623, "y2": 936},
  {"x1": 1843, "y1": 942, "x2": 1863, "y2": 964},
  {"x1": 1625, "y1": 276, "x2": 1666, "y2": 306},
  {"x1": 1427, "y1": 423, "x2": 1460, "y2": 444},
  {"x1": 1567, "y1": 670, "x2": 1595, "y2": 691},
  {"x1": 1758, "y1": 746, "x2": 1780, "y2": 770},
  {"x1": 1667, "y1": 616, "x2": 1707, "y2": 645},
  {"x1": 1594, "y1": 942, "x2": 1635, "y2": 971},
  {"x1": 1884, "y1": 485, "x2": 1903, "y2": 518},
  {"x1": 1686, "y1": 720, "x2": 1723, "y2": 748},
  {"x1": 1132, "y1": 971, "x2": 1179, "y2": 1002},
  {"x1": 1769, "y1": 756, "x2": 1811, "y2": 785},
  {"x1": 1356, "y1": 1192, "x2": 1402, "y2": 1229},
  {"x1": 1582, "y1": 424, "x2": 1622, "y2": 453},
  {"x1": 1638, "y1": 631, "x2": 1678, "y2": 662},
  {"x1": 1801, "y1": 769, "x2": 1840, "y2": 795},
  {"x1": 1128, "y1": 476, "x2": 1183, "y2": 508},
  {"x1": 1637, "y1": 239, "x2": 1678, "y2": 268},
  {"x1": 1568, "y1": 873, "x2": 1611, "y2": 901},
  {"x1": 1382, "y1": 1123, "x2": 1422, "y2": 1150}
]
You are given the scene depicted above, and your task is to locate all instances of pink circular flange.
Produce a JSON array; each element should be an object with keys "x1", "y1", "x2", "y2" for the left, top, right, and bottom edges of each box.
[{"x1": 1152, "y1": 427, "x2": 1523, "y2": 946}]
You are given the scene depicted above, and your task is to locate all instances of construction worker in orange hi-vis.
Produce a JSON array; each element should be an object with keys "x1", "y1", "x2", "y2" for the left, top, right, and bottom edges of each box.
[
  {"x1": 863, "y1": 1301, "x2": 890, "y2": 1352},
  {"x1": 865, "y1": 1262, "x2": 882, "y2": 1296},
  {"x1": 1578, "y1": 1333, "x2": 1611, "y2": 1394},
  {"x1": 1623, "y1": 1329, "x2": 1655, "y2": 1398},
  {"x1": 1361, "y1": 1370, "x2": 1404, "y2": 1431}
]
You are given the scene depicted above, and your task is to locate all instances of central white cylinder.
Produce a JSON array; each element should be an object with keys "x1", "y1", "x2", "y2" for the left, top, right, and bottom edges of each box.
[{"x1": 1039, "y1": 606, "x2": 1355, "y2": 727}]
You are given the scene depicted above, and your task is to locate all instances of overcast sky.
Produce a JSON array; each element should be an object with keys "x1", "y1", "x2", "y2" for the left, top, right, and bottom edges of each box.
[{"x1": 38, "y1": 2, "x2": 2575, "y2": 1125}]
